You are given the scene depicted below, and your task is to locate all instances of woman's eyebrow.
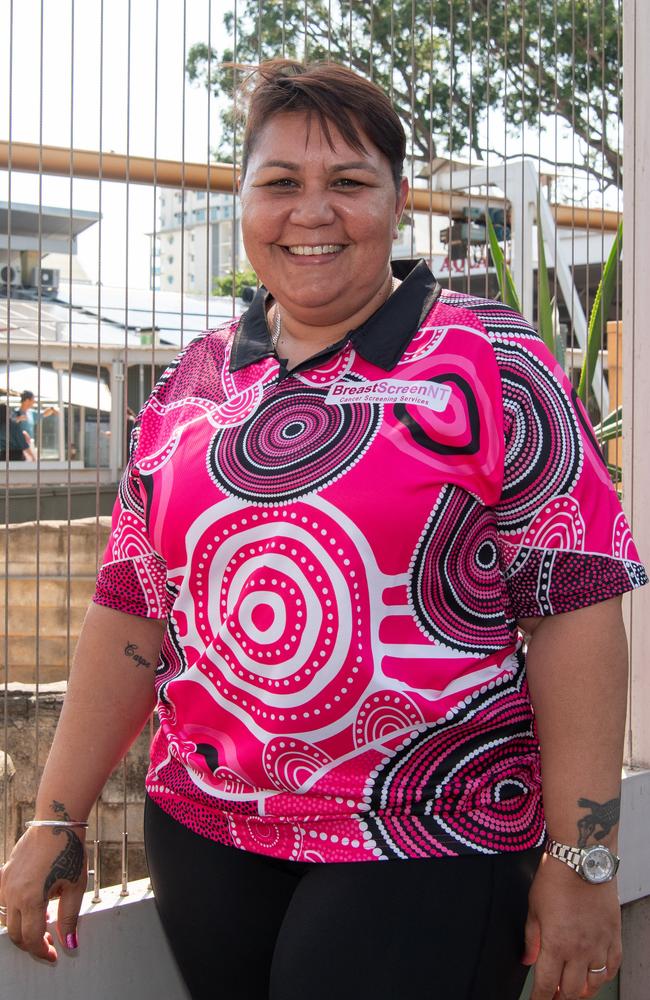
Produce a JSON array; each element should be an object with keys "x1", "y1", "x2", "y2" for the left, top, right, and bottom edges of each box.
[
  {"x1": 330, "y1": 161, "x2": 379, "y2": 173},
  {"x1": 258, "y1": 159, "x2": 300, "y2": 170},
  {"x1": 257, "y1": 159, "x2": 379, "y2": 174}
]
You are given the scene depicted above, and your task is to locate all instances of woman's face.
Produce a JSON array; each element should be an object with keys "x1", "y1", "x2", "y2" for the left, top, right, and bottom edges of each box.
[{"x1": 239, "y1": 111, "x2": 409, "y2": 326}]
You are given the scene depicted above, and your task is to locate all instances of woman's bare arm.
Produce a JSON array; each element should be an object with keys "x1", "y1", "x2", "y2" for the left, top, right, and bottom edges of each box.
[
  {"x1": 0, "y1": 602, "x2": 166, "y2": 962},
  {"x1": 521, "y1": 596, "x2": 628, "y2": 1000}
]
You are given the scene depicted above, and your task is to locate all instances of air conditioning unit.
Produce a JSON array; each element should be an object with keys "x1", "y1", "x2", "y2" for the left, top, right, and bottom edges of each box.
[
  {"x1": 0, "y1": 264, "x2": 21, "y2": 287},
  {"x1": 29, "y1": 267, "x2": 60, "y2": 294}
]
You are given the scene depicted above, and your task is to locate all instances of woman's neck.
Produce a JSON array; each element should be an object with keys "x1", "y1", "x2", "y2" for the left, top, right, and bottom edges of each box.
[{"x1": 270, "y1": 270, "x2": 399, "y2": 363}]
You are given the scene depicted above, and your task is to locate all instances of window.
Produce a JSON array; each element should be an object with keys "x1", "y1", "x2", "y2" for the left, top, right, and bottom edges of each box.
[
  {"x1": 167, "y1": 255, "x2": 174, "y2": 265},
  {"x1": 166, "y1": 275, "x2": 174, "y2": 285},
  {"x1": 168, "y1": 235, "x2": 174, "y2": 244}
]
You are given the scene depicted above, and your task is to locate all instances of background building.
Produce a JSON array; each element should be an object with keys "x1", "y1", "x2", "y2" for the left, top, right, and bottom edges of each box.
[{"x1": 154, "y1": 188, "x2": 247, "y2": 294}]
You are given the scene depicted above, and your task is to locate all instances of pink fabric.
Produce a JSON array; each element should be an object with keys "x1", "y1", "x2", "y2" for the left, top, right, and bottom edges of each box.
[{"x1": 94, "y1": 292, "x2": 646, "y2": 862}]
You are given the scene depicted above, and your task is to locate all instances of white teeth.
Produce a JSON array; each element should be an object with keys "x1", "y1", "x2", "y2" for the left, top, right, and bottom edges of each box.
[{"x1": 287, "y1": 244, "x2": 343, "y2": 256}]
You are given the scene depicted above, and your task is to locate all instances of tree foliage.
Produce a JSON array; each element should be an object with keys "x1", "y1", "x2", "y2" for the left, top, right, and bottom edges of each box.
[
  {"x1": 213, "y1": 267, "x2": 258, "y2": 298},
  {"x1": 186, "y1": 1, "x2": 622, "y2": 190}
]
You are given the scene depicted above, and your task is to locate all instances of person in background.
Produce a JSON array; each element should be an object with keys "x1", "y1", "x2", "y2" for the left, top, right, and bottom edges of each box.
[
  {"x1": 0, "y1": 402, "x2": 30, "y2": 461},
  {"x1": 0, "y1": 60, "x2": 646, "y2": 1000},
  {"x1": 13, "y1": 389, "x2": 58, "y2": 460}
]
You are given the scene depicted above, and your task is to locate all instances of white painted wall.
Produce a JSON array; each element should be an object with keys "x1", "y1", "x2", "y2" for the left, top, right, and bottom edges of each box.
[{"x1": 0, "y1": 880, "x2": 190, "y2": 1000}]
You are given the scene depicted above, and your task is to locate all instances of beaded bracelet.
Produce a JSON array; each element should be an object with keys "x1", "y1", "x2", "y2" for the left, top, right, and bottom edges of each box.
[{"x1": 25, "y1": 819, "x2": 89, "y2": 829}]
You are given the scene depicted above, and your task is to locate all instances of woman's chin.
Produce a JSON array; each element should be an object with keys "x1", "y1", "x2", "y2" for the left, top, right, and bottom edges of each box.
[{"x1": 266, "y1": 282, "x2": 349, "y2": 313}]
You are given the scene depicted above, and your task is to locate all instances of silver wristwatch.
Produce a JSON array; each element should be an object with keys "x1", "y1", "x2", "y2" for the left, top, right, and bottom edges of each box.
[{"x1": 545, "y1": 838, "x2": 620, "y2": 883}]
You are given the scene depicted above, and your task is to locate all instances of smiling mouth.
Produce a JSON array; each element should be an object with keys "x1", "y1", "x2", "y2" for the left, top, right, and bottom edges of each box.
[{"x1": 282, "y1": 244, "x2": 346, "y2": 256}]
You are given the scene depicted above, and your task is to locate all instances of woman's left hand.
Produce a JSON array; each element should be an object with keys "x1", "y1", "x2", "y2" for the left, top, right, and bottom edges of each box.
[{"x1": 523, "y1": 854, "x2": 622, "y2": 999}]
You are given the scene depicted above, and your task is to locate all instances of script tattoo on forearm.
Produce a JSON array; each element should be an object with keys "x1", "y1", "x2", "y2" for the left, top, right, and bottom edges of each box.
[
  {"x1": 576, "y1": 796, "x2": 621, "y2": 847},
  {"x1": 42, "y1": 801, "x2": 85, "y2": 900},
  {"x1": 124, "y1": 642, "x2": 152, "y2": 669}
]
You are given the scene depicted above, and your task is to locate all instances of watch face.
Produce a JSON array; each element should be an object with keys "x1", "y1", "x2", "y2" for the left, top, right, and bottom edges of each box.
[{"x1": 581, "y1": 846, "x2": 616, "y2": 883}]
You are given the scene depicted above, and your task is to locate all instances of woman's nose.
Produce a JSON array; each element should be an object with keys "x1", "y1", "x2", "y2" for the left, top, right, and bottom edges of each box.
[{"x1": 289, "y1": 190, "x2": 336, "y2": 227}]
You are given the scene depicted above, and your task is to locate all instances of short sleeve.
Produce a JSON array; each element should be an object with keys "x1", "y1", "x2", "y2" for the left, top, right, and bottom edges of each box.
[
  {"x1": 93, "y1": 421, "x2": 168, "y2": 620},
  {"x1": 493, "y1": 335, "x2": 647, "y2": 620}
]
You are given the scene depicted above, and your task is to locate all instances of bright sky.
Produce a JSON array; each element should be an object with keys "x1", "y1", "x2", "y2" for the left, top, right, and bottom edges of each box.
[{"x1": 0, "y1": 0, "x2": 230, "y2": 289}]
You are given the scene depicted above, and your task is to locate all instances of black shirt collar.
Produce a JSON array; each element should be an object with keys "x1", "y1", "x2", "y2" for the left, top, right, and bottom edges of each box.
[{"x1": 229, "y1": 258, "x2": 441, "y2": 375}]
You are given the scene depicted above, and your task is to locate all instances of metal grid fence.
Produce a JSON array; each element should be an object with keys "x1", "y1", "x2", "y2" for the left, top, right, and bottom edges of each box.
[{"x1": 1, "y1": 0, "x2": 626, "y2": 895}]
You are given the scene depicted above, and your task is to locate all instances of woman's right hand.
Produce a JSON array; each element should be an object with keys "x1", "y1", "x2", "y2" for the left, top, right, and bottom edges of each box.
[{"x1": 0, "y1": 825, "x2": 88, "y2": 962}]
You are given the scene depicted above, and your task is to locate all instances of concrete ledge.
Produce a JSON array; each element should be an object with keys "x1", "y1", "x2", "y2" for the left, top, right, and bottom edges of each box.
[
  {"x1": 0, "y1": 880, "x2": 190, "y2": 1000},
  {"x1": 619, "y1": 767, "x2": 650, "y2": 904}
]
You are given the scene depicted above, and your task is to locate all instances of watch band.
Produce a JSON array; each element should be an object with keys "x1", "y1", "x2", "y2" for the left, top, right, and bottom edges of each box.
[{"x1": 544, "y1": 839, "x2": 583, "y2": 872}]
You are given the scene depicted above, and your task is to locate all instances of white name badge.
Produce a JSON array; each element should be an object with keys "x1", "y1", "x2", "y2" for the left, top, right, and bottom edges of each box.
[{"x1": 325, "y1": 378, "x2": 452, "y2": 412}]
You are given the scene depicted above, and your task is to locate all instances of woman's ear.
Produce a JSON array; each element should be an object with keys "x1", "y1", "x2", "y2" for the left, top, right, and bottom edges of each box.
[{"x1": 394, "y1": 176, "x2": 409, "y2": 238}]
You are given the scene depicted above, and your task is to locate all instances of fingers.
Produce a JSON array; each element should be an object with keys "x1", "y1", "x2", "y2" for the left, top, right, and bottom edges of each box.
[
  {"x1": 530, "y1": 947, "x2": 564, "y2": 1000},
  {"x1": 5, "y1": 903, "x2": 57, "y2": 963},
  {"x1": 531, "y1": 953, "x2": 591, "y2": 1000},
  {"x1": 56, "y1": 879, "x2": 86, "y2": 952},
  {"x1": 558, "y1": 959, "x2": 595, "y2": 999},
  {"x1": 577, "y1": 939, "x2": 623, "y2": 997},
  {"x1": 533, "y1": 951, "x2": 620, "y2": 1000},
  {"x1": 606, "y1": 939, "x2": 623, "y2": 980}
]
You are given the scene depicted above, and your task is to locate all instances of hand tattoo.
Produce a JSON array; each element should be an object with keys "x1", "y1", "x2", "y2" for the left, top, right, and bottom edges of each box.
[
  {"x1": 124, "y1": 642, "x2": 152, "y2": 669},
  {"x1": 42, "y1": 828, "x2": 85, "y2": 900},
  {"x1": 576, "y1": 796, "x2": 620, "y2": 847}
]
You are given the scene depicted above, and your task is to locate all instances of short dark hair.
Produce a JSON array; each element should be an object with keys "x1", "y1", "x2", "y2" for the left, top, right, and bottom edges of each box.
[
  {"x1": 240, "y1": 60, "x2": 406, "y2": 190},
  {"x1": 20, "y1": 390, "x2": 35, "y2": 402}
]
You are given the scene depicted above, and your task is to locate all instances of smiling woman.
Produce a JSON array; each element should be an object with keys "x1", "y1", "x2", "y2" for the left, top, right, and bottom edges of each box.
[
  {"x1": 237, "y1": 62, "x2": 409, "y2": 366},
  {"x1": 1, "y1": 58, "x2": 646, "y2": 1000}
]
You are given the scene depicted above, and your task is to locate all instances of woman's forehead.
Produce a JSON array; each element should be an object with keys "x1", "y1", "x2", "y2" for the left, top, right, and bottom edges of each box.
[{"x1": 248, "y1": 111, "x2": 381, "y2": 168}]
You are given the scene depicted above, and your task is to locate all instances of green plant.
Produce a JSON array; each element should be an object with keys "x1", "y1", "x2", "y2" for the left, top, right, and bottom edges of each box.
[
  {"x1": 486, "y1": 213, "x2": 521, "y2": 312},
  {"x1": 592, "y1": 405, "x2": 623, "y2": 491},
  {"x1": 576, "y1": 221, "x2": 623, "y2": 405},
  {"x1": 487, "y1": 210, "x2": 624, "y2": 487},
  {"x1": 213, "y1": 268, "x2": 258, "y2": 298},
  {"x1": 536, "y1": 193, "x2": 555, "y2": 356}
]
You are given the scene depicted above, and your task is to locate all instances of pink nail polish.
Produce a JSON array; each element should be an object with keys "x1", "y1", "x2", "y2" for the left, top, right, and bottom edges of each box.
[{"x1": 66, "y1": 932, "x2": 78, "y2": 950}]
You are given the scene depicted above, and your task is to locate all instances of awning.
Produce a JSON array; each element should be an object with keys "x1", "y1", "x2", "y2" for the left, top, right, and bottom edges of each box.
[{"x1": 0, "y1": 362, "x2": 112, "y2": 412}]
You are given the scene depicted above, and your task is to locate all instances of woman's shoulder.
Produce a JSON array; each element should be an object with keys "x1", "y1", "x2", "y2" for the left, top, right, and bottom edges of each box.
[
  {"x1": 436, "y1": 289, "x2": 541, "y2": 347},
  {"x1": 146, "y1": 318, "x2": 240, "y2": 407}
]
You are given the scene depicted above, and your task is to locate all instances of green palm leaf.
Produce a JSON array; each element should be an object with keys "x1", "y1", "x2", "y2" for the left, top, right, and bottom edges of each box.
[
  {"x1": 536, "y1": 194, "x2": 556, "y2": 354},
  {"x1": 486, "y1": 213, "x2": 521, "y2": 313},
  {"x1": 592, "y1": 405, "x2": 623, "y2": 444},
  {"x1": 577, "y1": 221, "x2": 623, "y2": 404}
]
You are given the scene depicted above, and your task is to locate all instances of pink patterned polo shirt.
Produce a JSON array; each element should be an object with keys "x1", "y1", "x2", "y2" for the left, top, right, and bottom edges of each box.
[{"x1": 93, "y1": 259, "x2": 647, "y2": 863}]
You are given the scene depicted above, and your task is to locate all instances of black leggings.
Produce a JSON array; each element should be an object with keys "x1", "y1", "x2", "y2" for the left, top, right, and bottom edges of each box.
[{"x1": 144, "y1": 796, "x2": 541, "y2": 1000}]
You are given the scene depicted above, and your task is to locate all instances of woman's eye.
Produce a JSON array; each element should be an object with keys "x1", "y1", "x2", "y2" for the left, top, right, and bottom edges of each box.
[
  {"x1": 268, "y1": 178, "x2": 297, "y2": 188},
  {"x1": 334, "y1": 178, "x2": 362, "y2": 188}
]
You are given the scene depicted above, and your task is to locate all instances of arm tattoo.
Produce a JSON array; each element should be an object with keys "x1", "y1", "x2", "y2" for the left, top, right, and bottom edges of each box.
[
  {"x1": 124, "y1": 642, "x2": 152, "y2": 669},
  {"x1": 576, "y1": 796, "x2": 621, "y2": 847},
  {"x1": 42, "y1": 828, "x2": 85, "y2": 900},
  {"x1": 52, "y1": 799, "x2": 72, "y2": 821}
]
